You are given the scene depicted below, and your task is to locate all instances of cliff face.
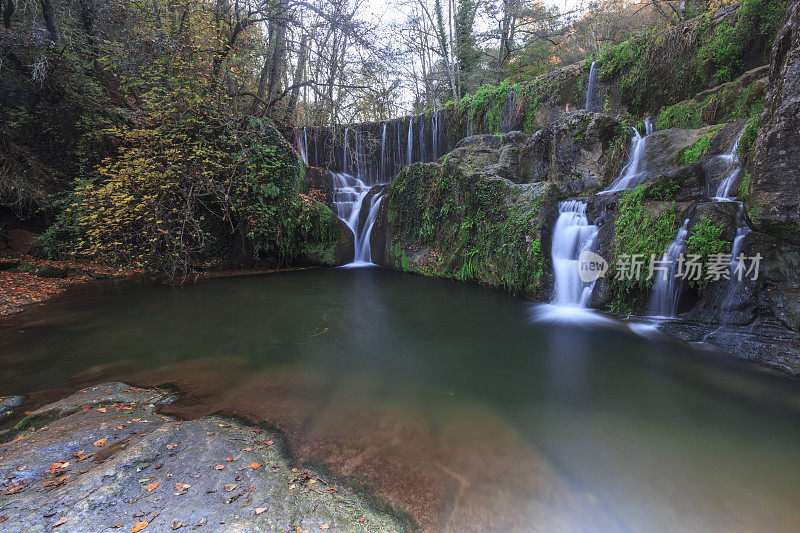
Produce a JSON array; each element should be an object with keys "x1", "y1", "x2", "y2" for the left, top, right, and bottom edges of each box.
[{"x1": 749, "y1": 0, "x2": 800, "y2": 242}]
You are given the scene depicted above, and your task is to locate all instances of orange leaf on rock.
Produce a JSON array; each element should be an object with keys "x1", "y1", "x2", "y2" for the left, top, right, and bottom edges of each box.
[
  {"x1": 93, "y1": 438, "x2": 107, "y2": 447},
  {"x1": 131, "y1": 521, "x2": 148, "y2": 533},
  {"x1": 146, "y1": 481, "x2": 159, "y2": 491},
  {"x1": 53, "y1": 517, "x2": 67, "y2": 528},
  {"x1": 213, "y1": 465, "x2": 224, "y2": 470},
  {"x1": 250, "y1": 463, "x2": 261, "y2": 469}
]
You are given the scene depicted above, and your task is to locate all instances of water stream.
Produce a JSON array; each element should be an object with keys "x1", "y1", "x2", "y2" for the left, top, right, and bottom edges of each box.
[
  {"x1": 550, "y1": 200, "x2": 600, "y2": 308},
  {"x1": 648, "y1": 218, "x2": 691, "y2": 317},
  {"x1": 585, "y1": 60, "x2": 599, "y2": 112},
  {"x1": 604, "y1": 117, "x2": 654, "y2": 193}
]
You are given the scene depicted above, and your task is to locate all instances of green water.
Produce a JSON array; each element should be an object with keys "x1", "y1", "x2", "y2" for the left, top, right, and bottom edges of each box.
[{"x1": 1, "y1": 268, "x2": 799, "y2": 531}]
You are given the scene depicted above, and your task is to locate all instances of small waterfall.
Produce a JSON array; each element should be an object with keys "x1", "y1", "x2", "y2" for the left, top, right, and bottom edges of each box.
[
  {"x1": 713, "y1": 129, "x2": 745, "y2": 200},
  {"x1": 332, "y1": 173, "x2": 382, "y2": 265},
  {"x1": 604, "y1": 117, "x2": 653, "y2": 193},
  {"x1": 585, "y1": 61, "x2": 599, "y2": 112},
  {"x1": 407, "y1": 117, "x2": 414, "y2": 164},
  {"x1": 296, "y1": 128, "x2": 308, "y2": 164},
  {"x1": 502, "y1": 86, "x2": 516, "y2": 132},
  {"x1": 419, "y1": 114, "x2": 426, "y2": 162},
  {"x1": 551, "y1": 201, "x2": 600, "y2": 307},
  {"x1": 432, "y1": 111, "x2": 439, "y2": 160},
  {"x1": 354, "y1": 194, "x2": 383, "y2": 263},
  {"x1": 380, "y1": 123, "x2": 388, "y2": 181},
  {"x1": 647, "y1": 218, "x2": 690, "y2": 317},
  {"x1": 343, "y1": 128, "x2": 350, "y2": 174}
]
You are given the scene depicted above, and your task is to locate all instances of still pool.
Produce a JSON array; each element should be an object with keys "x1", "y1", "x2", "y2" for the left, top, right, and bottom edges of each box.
[{"x1": 2, "y1": 267, "x2": 799, "y2": 531}]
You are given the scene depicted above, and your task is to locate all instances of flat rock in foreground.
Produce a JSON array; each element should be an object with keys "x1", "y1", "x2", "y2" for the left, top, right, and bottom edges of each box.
[{"x1": 0, "y1": 383, "x2": 402, "y2": 532}]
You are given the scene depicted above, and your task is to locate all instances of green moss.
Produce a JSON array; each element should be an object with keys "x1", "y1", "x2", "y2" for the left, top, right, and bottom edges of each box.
[
  {"x1": 598, "y1": 0, "x2": 784, "y2": 117},
  {"x1": 686, "y1": 215, "x2": 731, "y2": 289},
  {"x1": 385, "y1": 162, "x2": 549, "y2": 295},
  {"x1": 738, "y1": 171, "x2": 751, "y2": 201},
  {"x1": 737, "y1": 111, "x2": 761, "y2": 166},
  {"x1": 607, "y1": 185, "x2": 679, "y2": 312},
  {"x1": 676, "y1": 135, "x2": 713, "y2": 165}
]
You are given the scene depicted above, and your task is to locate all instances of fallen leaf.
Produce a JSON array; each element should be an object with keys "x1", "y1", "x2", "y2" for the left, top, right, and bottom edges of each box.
[
  {"x1": 319, "y1": 524, "x2": 329, "y2": 530},
  {"x1": 226, "y1": 457, "x2": 233, "y2": 462},
  {"x1": 265, "y1": 440, "x2": 274, "y2": 446},
  {"x1": 96, "y1": 408, "x2": 107, "y2": 413},
  {"x1": 93, "y1": 438, "x2": 107, "y2": 447},
  {"x1": 116, "y1": 425, "x2": 124, "y2": 430},
  {"x1": 243, "y1": 447, "x2": 252, "y2": 452},
  {"x1": 255, "y1": 508, "x2": 266, "y2": 515},
  {"x1": 146, "y1": 481, "x2": 159, "y2": 491},
  {"x1": 131, "y1": 521, "x2": 148, "y2": 532},
  {"x1": 53, "y1": 517, "x2": 67, "y2": 528},
  {"x1": 224, "y1": 484, "x2": 237, "y2": 492},
  {"x1": 250, "y1": 463, "x2": 261, "y2": 469},
  {"x1": 291, "y1": 468, "x2": 297, "y2": 472},
  {"x1": 213, "y1": 465, "x2": 224, "y2": 470}
]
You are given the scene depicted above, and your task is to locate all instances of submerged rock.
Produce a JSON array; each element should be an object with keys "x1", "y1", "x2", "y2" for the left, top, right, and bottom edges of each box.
[{"x1": 0, "y1": 382, "x2": 401, "y2": 532}]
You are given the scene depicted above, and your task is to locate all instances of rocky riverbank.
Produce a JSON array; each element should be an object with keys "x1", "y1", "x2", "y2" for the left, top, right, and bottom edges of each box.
[{"x1": 0, "y1": 382, "x2": 403, "y2": 532}]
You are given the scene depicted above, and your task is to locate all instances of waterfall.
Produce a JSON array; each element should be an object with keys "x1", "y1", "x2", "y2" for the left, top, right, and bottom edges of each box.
[
  {"x1": 585, "y1": 61, "x2": 599, "y2": 112},
  {"x1": 407, "y1": 117, "x2": 414, "y2": 164},
  {"x1": 419, "y1": 117, "x2": 425, "y2": 161},
  {"x1": 713, "y1": 129, "x2": 745, "y2": 200},
  {"x1": 380, "y1": 123, "x2": 388, "y2": 181},
  {"x1": 551, "y1": 201, "x2": 600, "y2": 307},
  {"x1": 647, "y1": 218, "x2": 690, "y2": 317},
  {"x1": 604, "y1": 117, "x2": 653, "y2": 193},
  {"x1": 332, "y1": 173, "x2": 382, "y2": 265},
  {"x1": 354, "y1": 194, "x2": 383, "y2": 264},
  {"x1": 502, "y1": 86, "x2": 517, "y2": 132},
  {"x1": 343, "y1": 128, "x2": 350, "y2": 175},
  {"x1": 432, "y1": 111, "x2": 439, "y2": 160},
  {"x1": 296, "y1": 128, "x2": 308, "y2": 164}
]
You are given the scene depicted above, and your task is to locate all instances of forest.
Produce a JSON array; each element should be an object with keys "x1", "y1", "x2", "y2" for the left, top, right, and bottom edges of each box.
[{"x1": 2, "y1": 0, "x2": 800, "y2": 532}]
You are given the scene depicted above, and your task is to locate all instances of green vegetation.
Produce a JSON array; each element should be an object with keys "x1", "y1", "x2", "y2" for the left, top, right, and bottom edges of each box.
[
  {"x1": 655, "y1": 79, "x2": 767, "y2": 130},
  {"x1": 737, "y1": 111, "x2": 762, "y2": 166},
  {"x1": 686, "y1": 216, "x2": 731, "y2": 289},
  {"x1": 608, "y1": 185, "x2": 680, "y2": 312},
  {"x1": 599, "y1": 0, "x2": 785, "y2": 117},
  {"x1": 385, "y1": 162, "x2": 551, "y2": 295},
  {"x1": 676, "y1": 135, "x2": 714, "y2": 166}
]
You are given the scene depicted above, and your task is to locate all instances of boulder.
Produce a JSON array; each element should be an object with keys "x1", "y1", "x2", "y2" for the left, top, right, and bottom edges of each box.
[
  {"x1": 525, "y1": 111, "x2": 626, "y2": 196},
  {"x1": 5, "y1": 229, "x2": 40, "y2": 254},
  {"x1": 749, "y1": 0, "x2": 800, "y2": 242}
]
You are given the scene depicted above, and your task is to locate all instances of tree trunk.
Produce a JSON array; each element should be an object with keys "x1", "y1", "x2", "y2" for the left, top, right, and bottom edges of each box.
[
  {"x1": 39, "y1": 0, "x2": 58, "y2": 42},
  {"x1": 282, "y1": 33, "x2": 308, "y2": 122}
]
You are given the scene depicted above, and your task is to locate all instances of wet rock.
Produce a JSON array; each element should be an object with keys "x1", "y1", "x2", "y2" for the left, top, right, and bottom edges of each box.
[
  {"x1": 686, "y1": 201, "x2": 740, "y2": 244},
  {"x1": 0, "y1": 383, "x2": 401, "y2": 532},
  {"x1": 528, "y1": 111, "x2": 626, "y2": 196},
  {"x1": 454, "y1": 134, "x2": 503, "y2": 151},
  {"x1": 749, "y1": 0, "x2": 800, "y2": 242},
  {"x1": 0, "y1": 395, "x2": 23, "y2": 423}
]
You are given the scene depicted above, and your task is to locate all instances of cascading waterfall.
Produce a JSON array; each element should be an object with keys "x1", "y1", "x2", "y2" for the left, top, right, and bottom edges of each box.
[
  {"x1": 712, "y1": 129, "x2": 746, "y2": 200},
  {"x1": 585, "y1": 60, "x2": 599, "y2": 112},
  {"x1": 502, "y1": 86, "x2": 517, "y2": 132},
  {"x1": 551, "y1": 201, "x2": 600, "y2": 307},
  {"x1": 296, "y1": 128, "x2": 308, "y2": 164},
  {"x1": 407, "y1": 117, "x2": 414, "y2": 164},
  {"x1": 604, "y1": 117, "x2": 654, "y2": 193},
  {"x1": 331, "y1": 173, "x2": 379, "y2": 265},
  {"x1": 647, "y1": 219, "x2": 690, "y2": 317},
  {"x1": 295, "y1": 110, "x2": 464, "y2": 264}
]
